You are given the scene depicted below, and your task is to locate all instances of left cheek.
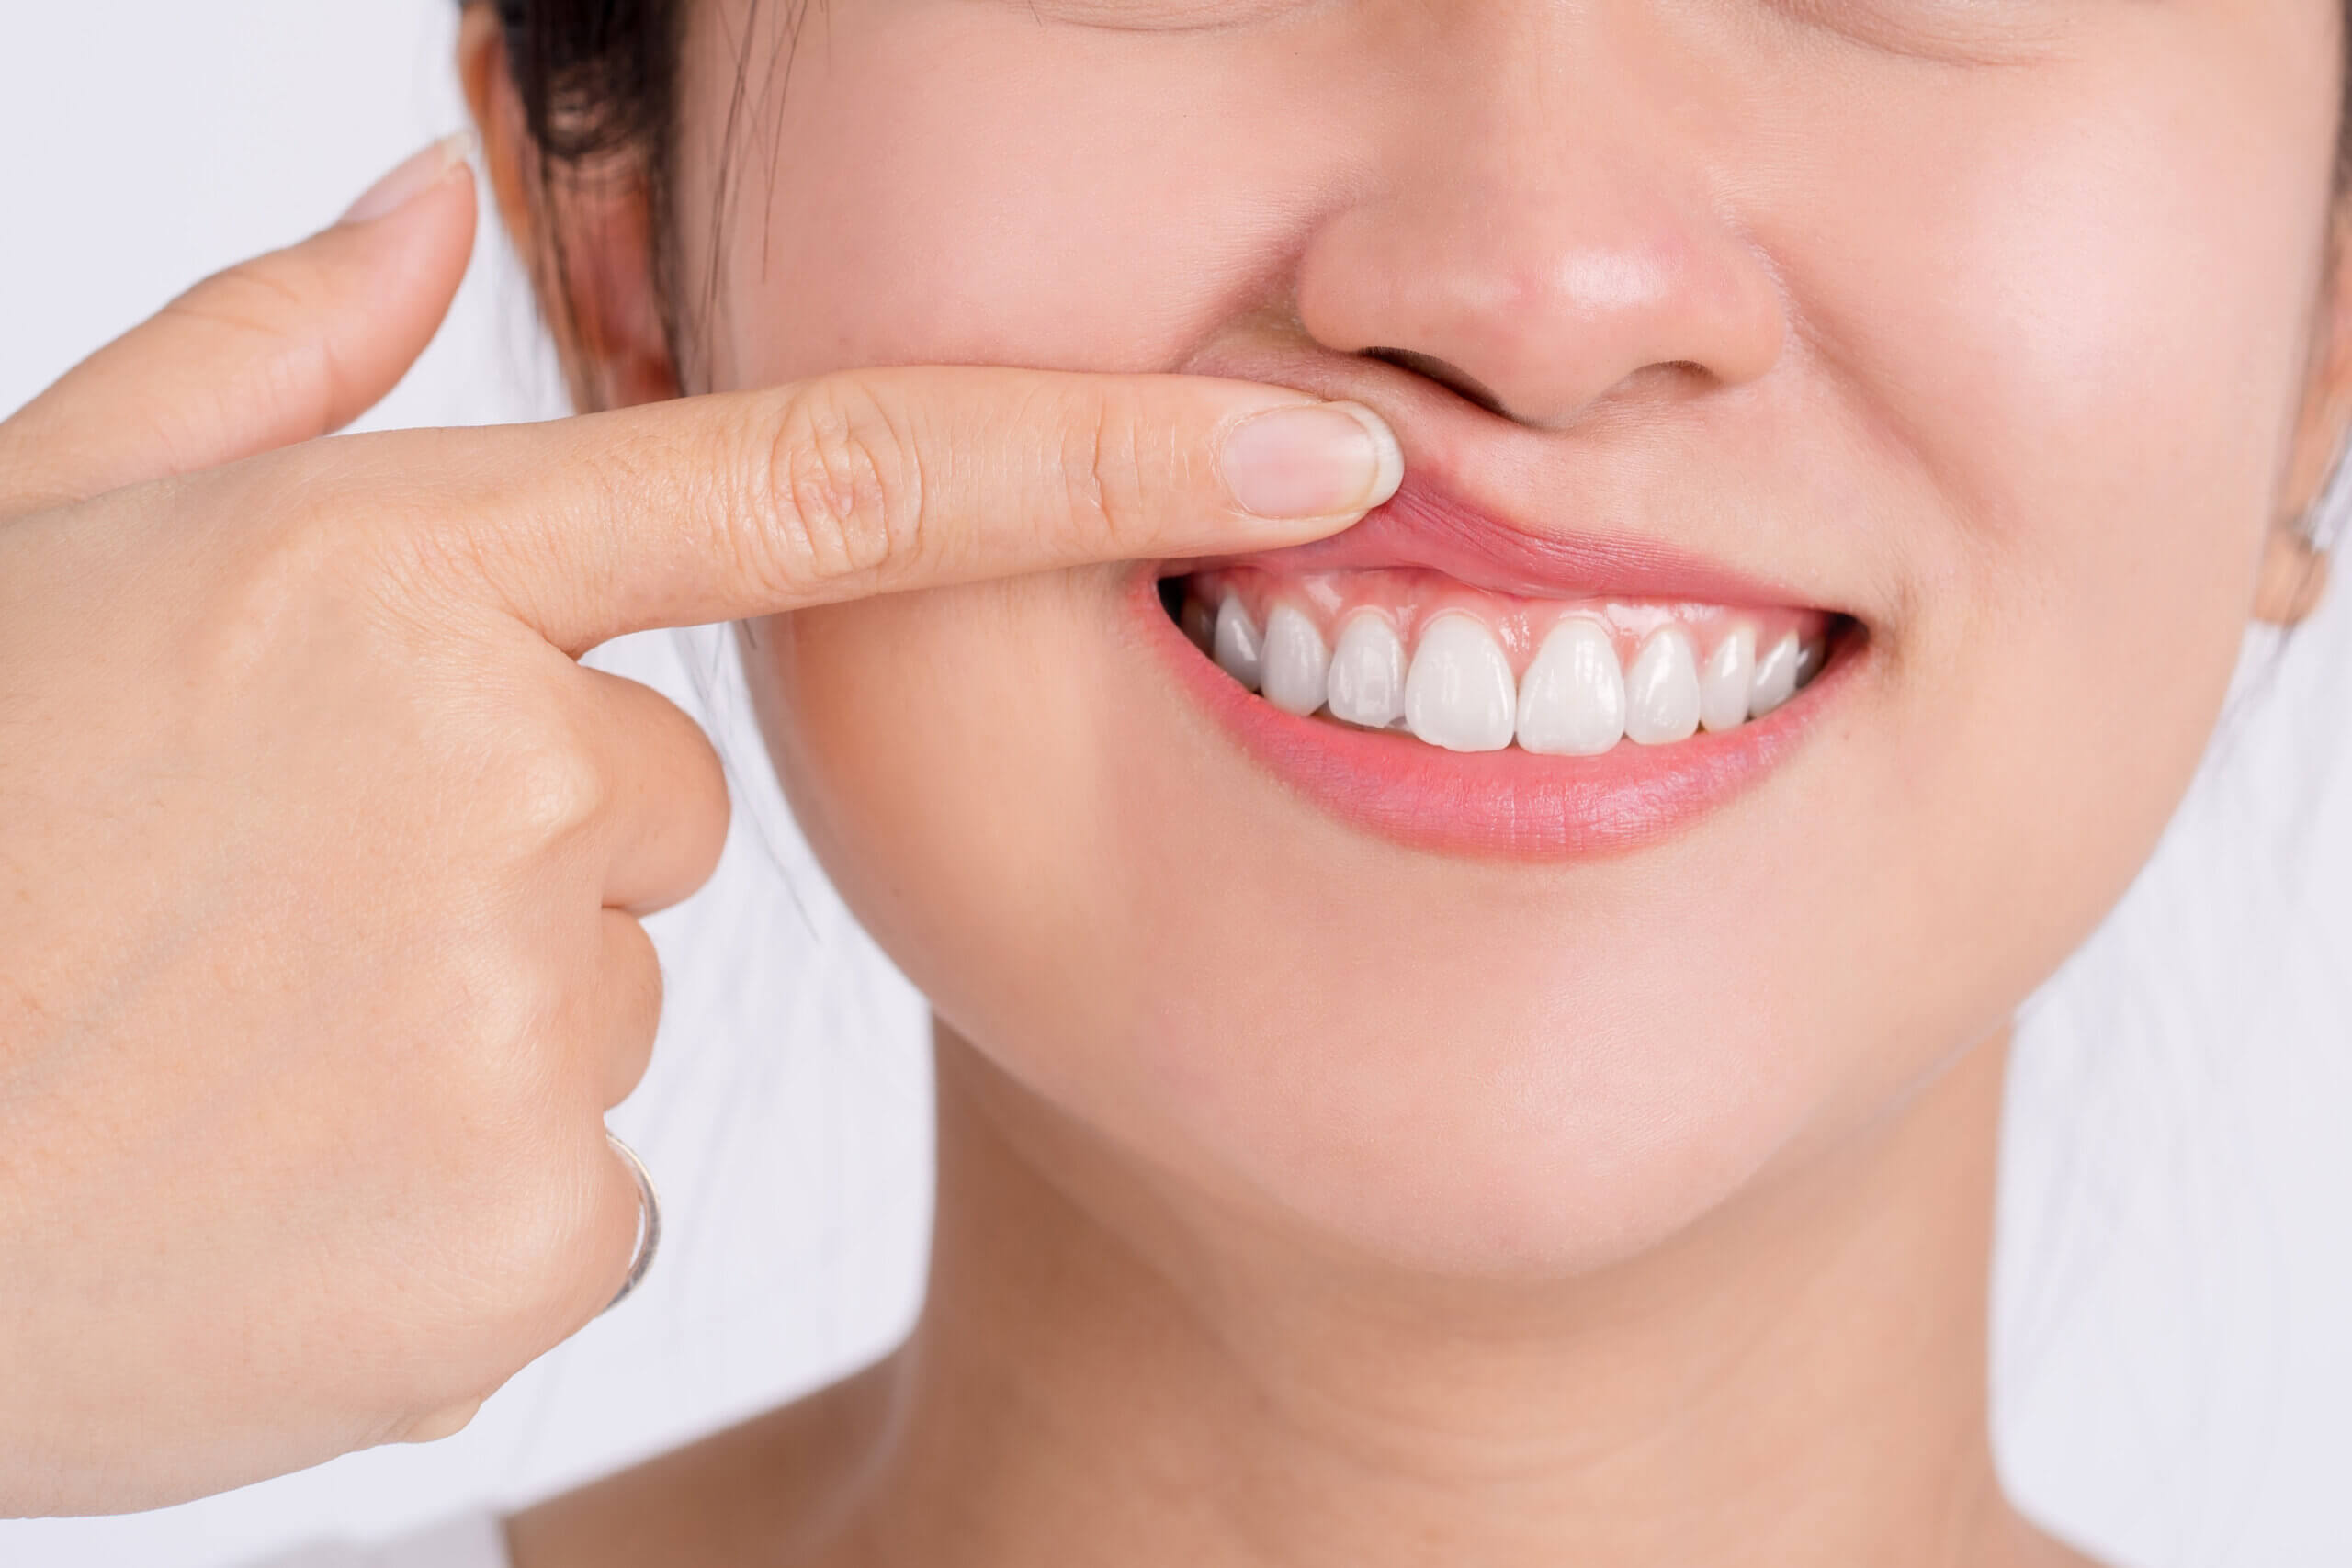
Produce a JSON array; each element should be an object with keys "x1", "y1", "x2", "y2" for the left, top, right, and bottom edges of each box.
[{"x1": 1770, "y1": 49, "x2": 2315, "y2": 750}]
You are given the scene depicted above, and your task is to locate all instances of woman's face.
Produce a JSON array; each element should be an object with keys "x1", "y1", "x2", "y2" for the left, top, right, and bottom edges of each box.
[{"x1": 692, "y1": 0, "x2": 2342, "y2": 1274}]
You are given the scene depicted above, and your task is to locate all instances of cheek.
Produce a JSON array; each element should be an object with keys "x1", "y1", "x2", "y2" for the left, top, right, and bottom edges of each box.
[
  {"x1": 1763, "y1": 33, "x2": 2332, "y2": 950},
  {"x1": 748, "y1": 578, "x2": 1164, "y2": 1086},
  {"x1": 676, "y1": 11, "x2": 1371, "y2": 383}
]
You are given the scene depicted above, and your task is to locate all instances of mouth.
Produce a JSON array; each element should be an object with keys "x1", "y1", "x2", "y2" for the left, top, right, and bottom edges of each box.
[
  {"x1": 1142, "y1": 478, "x2": 1864, "y2": 860},
  {"x1": 1169, "y1": 569, "x2": 1839, "y2": 752}
]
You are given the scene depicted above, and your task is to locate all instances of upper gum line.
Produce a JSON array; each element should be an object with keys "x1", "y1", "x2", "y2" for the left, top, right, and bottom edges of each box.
[{"x1": 1185, "y1": 568, "x2": 1824, "y2": 668}]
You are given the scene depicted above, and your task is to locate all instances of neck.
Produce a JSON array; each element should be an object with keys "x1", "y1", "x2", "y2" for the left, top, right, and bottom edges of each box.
[{"x1": 838, "y1": 1024, "x2": 2055, "y2": 1568}]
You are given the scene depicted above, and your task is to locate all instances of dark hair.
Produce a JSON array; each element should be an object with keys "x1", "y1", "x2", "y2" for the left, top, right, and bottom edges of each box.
[
  {"x1": 492, "y1": 0, "x2": 677, "y2": 166},
  {"x1": 487, "y1": 0, "x2": 687, "y2": 390}
]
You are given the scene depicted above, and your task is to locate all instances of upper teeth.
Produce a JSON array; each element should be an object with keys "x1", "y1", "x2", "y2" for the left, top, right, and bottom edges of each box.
[
  {"x1": 1699, "y1": 624, "x2": 1756, "y2": 734},
  {"x1": 1517, "y1": 617, "x2": 1626, "y2": 756},
  {"x1": 1213, "y1": 596, "x2": 1265, "y2": 692},
  {"x1": 1622, "y1": 626, "x2": 1702, "y2": 747},
  {"x1": 1405, "y1": 614, "x2": 1519, "y2": 752},
  {"x1": 1326, "y1": 615, "x2": 1408, "y2": 729},
  {"x1": 1749, "y1": 632, "x2": 1801, "y2": 718},
  {"x1": 1261, "y1": 604, "x2": 1332, "y2": 717},
  {"x1": 1203, "y1": 590, "x2": 1821, "y2": 754}
]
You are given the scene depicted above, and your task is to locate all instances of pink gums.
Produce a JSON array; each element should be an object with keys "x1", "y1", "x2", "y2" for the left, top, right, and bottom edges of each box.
[{"x1": 1186, "y1": 567, "x2": 1830, "y2": 672}]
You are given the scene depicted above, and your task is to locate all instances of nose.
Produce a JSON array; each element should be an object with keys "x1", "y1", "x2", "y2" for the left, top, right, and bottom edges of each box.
[{"x1": 1293, "y1": 20, "x2": 1786, "y2": 432}]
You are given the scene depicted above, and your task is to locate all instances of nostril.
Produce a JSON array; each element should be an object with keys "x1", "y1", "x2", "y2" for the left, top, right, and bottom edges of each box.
[{"x1": 1362, "y1": 347, "x2": 1510, "y2": 419}]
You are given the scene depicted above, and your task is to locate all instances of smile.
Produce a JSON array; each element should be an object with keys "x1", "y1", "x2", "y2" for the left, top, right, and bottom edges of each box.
[
  {"x1": 1142, "y1": 478, "x2": 1863, "y2": 859},
  {"x1": 1170, "y1": 569, "x2": 1834, "y2": 755}
]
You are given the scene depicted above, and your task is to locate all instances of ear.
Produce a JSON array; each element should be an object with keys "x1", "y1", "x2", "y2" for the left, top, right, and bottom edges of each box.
[
  {"x1": 458, "y1": 4, "x2": 679, "y2": 411},
  {"x1": 2255, "y1": 525, "x2": 2330, "y2": 626},
  {"x1": 2259, "y1": 208, "x2": 2352, "y2": 626}
]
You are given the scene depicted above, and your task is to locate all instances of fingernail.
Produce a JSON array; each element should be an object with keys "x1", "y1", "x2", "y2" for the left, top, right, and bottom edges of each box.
[
  {"x1": 1219, "y1": 401, "x2": 1405, "y2": 520},
  {"x1": 341, "y1": 132, "x2": 476, "y2": 226}
]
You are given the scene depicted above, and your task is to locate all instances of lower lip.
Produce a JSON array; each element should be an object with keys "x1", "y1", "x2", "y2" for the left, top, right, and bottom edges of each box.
[{"x1": 1130, "y1": 571, "x2": 1854, "y2": 861}]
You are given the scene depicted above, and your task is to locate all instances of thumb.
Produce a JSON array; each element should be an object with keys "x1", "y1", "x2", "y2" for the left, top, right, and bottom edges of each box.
[{"x1": 0, "y1": 135, "x2": 478, "y2": 516}]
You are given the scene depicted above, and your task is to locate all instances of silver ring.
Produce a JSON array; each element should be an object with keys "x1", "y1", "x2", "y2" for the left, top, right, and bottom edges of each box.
[{"x1": 602, "y1": 1131, "x2": 662, "y2": 1314}]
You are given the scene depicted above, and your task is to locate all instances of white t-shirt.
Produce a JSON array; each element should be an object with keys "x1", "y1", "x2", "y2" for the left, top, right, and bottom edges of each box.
[{"x1": 243, "y1": 1514, "x2": 510, "y2": 1568}]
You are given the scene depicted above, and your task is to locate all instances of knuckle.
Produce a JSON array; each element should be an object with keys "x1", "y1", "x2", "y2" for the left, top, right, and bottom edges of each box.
[
  {"x1": 620, "y1": 962, "x2": 665, "y2": 1045},
  {"x1": 617, "y1": 910, "x2": 665, "y2": 998},
  {"x1": 492, "y1": 735, "x2": 611, "y2": 847},
  {"x1": 605, "y1": 916, "x2": 667, "y2": 1059},
  {"x1": 1058, "y1": 386, "x2": 1158, "y2": 555},
  {"x1": 371, "y1": 968, "x2": 618, "y2": 1355},
  {"x1": 460, "y1": 1137, "x2": 616, "y2": 1334},
  {"x1": 648, "y1": 710, "x2": 731, "y2": 887},
  {"x1": 428, "y1": 936, "x2": 565, "y2": 1111},
  {"x1": 755, "y1": 376, "x2": 927, "y2": 593}
]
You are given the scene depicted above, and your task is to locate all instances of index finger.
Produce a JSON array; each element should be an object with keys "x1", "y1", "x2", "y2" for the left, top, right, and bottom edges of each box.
[{"x1": 343, "y1": 366, "x2": 1402, "y2": 653}]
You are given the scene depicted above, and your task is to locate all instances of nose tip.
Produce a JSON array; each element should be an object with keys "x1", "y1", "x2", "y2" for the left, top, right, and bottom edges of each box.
[{"x1": 1294, "y1": 154, "x2": 1787, "y2": 433}]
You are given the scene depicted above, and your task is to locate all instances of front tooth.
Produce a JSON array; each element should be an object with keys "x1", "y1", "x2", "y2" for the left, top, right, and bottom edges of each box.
[
  {"x1": 1623, "y1": 626, "x2": 1702, "y2": 745},
  {"x1": 1405, "y1": 614, "x2": 1517, "y2": 752},
  {"x1": 1327, "y1": 614, "x2": 1407, "y2": 728},
  {"x1": 1260, "y1": 604, "x2": 1331, "y2": 716},
  {"x1": 1748, "y1": 631, "x2": 1800, "y2": 718},
  {"x1": 1516, "y1": 617, "x2": 1625, "y2": 756},
  {"x1": 1699, "y1": 626, "x2": 1756, "y2": 733},
  {"x1": 1213, "y1": 596, "x2": 1264, "y2": 691}
]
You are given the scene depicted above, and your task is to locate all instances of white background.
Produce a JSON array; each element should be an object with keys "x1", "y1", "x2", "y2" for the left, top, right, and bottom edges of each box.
[{"x1": 4, "y1": 6, "x2": 2350, "y2": 1564}]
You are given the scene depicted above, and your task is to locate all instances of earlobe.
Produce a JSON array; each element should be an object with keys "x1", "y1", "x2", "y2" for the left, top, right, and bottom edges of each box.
[
  {"x1": 2254, "y1": 524, "x2": 2330, "y2": 626},
  {"x1": 2258, "y1": 210, "x2": 2352, "y2": 626},
  {"x1": 456, "y1": 2, "x2": 678, "y2": 412}
]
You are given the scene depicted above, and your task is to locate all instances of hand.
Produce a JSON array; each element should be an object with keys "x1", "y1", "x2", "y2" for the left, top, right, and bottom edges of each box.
[{"x1": 0, "y1": 138, "x2": 1398, "y2": 1517}]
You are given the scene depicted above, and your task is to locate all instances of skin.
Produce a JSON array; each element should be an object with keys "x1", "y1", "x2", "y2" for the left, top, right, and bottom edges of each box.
[
  {"x1": 475, "y1": 0, "x2": 2352, "y2": 1563},
  {"x1": 0, "y1": 143, "x2": 1389, "y2": 1513}
]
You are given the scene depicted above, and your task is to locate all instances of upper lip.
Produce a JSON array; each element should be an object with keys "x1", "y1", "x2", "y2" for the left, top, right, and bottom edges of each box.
[
  {"x1": 1205, "y1": 479, "x2": 1815, "y2": 606},
  {"x1": 1180, "y1": 340, "x2": 1836, "y2": 612}
]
